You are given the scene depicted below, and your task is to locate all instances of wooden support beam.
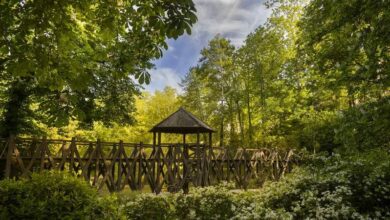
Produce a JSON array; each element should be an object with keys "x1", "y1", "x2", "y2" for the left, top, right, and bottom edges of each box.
[
  {"x1": 4, "y1": 135, "x2": 15, "y2": 178},
  {"x1": 157, "y1": 132, "x2": 161, "y2": 146},
  {"x1": 209, "y1": 132, "x2": 212, "y2": 147},
  {"x1": 183, "y1": 133, "x2": 189, "y2": 193}
]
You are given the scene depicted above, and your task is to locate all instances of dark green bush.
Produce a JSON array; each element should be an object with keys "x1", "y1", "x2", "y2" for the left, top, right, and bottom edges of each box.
[
  {"x1": 290, "y1": 110, "x2": 341, "y2": 153},
  {"x1": 175, "y1": 183, "x2": 236, "y2": 220},
  {"x1": 335, "y1": 97, "x2": 390, "y2": 151},
  {"x1": 123, "y1": 194, "x2": 173, "y2": 220},
  {"x1": 290, "y1": 97, "x2": 389, "y2": 154},
  {"x1": 0, "y1": 171, "x2": 119, "y2": 220}
]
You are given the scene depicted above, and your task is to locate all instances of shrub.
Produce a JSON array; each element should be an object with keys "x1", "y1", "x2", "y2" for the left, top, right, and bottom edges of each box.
[
  {"x1": 0, "y1": 171, "x2": 119, "y2": 220},
  {"x1": 122, "y1": 193, "x2": 173, "y2": 220},
  {"x1": 293, "y1": 110, "x2": 341, "y2": 153},
  {"x1": 253, "y1": 151, "x2": 390, "y2": 219},
  {"x1": 175, "y1": 182, "x2": 236, "y2": 220},
  {"x1": 335, "y1": 97, "x2": 390, "y2": 151}
]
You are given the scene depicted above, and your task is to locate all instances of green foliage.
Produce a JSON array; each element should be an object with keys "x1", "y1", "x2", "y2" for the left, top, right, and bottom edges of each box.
[
  {"x1": 299, "y1": 0, "x2": 390, "y2": 102},
  {"x1": 123, "y1": 194, "x2": 173, "y2": 220},
  {"x1": 292, "y1": 110, "x2": 341, "y2": 153},
  {"x1": 256, "y1": 151, "x2": 390, "y2": 219},
  {"x1": 180, "y1": 0, "x2": 388, "y2": 153},
  {"x1": 336, "y1": 97, "x2": 390, "y2": 151},
  {"x1": 180, "y1": 0, "x2": 310, "y2": 148},
  {"x1": 175, "y1": 182, "x2": 236, "y2": 220},
  {"x1": 0, "y1": 171, "x2": 119, "y2": 220},
  {"x1": 0, "y1": 0, "x2": 197, "y2": 136},
  {"x1": 39, "y1": 86, "x2": 181, "y2": 143}
]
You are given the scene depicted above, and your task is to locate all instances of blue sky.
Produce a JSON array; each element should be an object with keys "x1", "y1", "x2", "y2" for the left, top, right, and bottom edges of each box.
[{"x1": 144, "y1": 0, "x2": 272, "y2": 93}]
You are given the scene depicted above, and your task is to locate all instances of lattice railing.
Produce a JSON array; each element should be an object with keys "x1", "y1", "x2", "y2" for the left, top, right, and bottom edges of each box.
[{"x1": 0, "y1": 137, "x2": 298, "y2": 193}]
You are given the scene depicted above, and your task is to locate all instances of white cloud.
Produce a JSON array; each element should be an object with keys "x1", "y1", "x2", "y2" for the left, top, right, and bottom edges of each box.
[
  {"x1": 191, "y1": 0, "x2": 271, "y2": 47},
  {"x1": 149, "y1": 0, "x2": 272, "y2": 94},
  {"x1": 144, "y1": 68, "x2": 183, "y2": 93}
]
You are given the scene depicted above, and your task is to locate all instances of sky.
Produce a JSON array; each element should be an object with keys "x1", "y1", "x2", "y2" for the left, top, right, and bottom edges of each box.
[{"x1": 144, "y1": 0, "x2": 272, "y2": 93}]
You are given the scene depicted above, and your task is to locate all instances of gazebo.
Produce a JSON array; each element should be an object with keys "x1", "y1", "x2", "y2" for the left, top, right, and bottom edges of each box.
[
  {"x1": 149, "y1": 107, "x2": 214, "y2": 147},
  {"x1": 149, "y1": 107, "x2": 214, "y2": 192}
]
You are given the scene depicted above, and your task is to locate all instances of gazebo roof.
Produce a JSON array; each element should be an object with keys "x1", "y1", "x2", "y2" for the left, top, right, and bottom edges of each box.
[{"x1": 149, "y1": 107, "x2": 214, "y2": 134}]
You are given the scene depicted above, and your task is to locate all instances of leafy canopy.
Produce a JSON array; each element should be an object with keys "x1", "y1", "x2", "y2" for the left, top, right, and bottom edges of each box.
[{"x1": 0, "y1": 0, "x2": 197, "y2": 135}]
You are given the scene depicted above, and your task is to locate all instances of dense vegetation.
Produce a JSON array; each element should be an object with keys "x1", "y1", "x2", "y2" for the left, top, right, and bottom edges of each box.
[
  {"x1": 2, "y1": 0, "x2": 387, "y2": 153},
  {"x1": 0, "y1": 171, "x2": 118, "y2": 219},
  {"x1": 180, "y1": 0, "x2": 389, "y2": 150},
  {"x1": 1, "y1": 151, "x2": 389, "y2": 219},
  {"x1": 0, "y1": 0, "x2": 197, "y2": 137}
]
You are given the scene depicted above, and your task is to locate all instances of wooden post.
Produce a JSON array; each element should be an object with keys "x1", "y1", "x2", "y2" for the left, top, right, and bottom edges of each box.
[
  {"x1": 153, "y1": 132, "x2": 156, "y2": 147},
  {"x1": 151, "y1": 133, "x2": 156, "y2": 191},
  {"x1": 4, "y1": 135, "x2": 15, "y2": 178},
  {"x1": 196, "y1": 133, "x2": 201, "y2": 186},
  {"x1": 138, "y1": 142, "x2": 143, "y2": 189},
  {"x1": 117, "y1": 140, "x2": 124, "y2": 191},
  {"x1": 157, "y1": 132, "x2": 161, "y2": 146},
  {"x1": 209, "y1": 132, "x2": 212, "y2": 147},
  {"x1": 206, "y1": 132, "x2": 212, "y2": 186},
  {"x1": 183, "y1": 133, "x2": 189, "y2": 193}
]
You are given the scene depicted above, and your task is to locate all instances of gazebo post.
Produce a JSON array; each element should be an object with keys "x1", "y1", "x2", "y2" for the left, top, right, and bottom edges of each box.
[
  {"x1": 152, "y1": 131, "x2": 157, "y2": 192},
  {"x1": 157, "y1": 132, "x2": 161, "y2": 146},
  {"x1": 183, "y1": 133, "x2": 189, "y2": 193},
  {"x1": 197, "y1": 131, "x2": 203, "y2": 187},
  {"x1": 203, "y1": 132, "x2": 212, "y2": 187},
  {"x1": 153, "y1": 132, "x2": 156, "y2": 146},
  {"x1": 209, "y1": 132, "x2": 212, "y2": 147}
]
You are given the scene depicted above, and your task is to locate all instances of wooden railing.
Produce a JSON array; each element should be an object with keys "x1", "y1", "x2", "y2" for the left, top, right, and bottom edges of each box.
[{"x1": 0, "y1": 137, "x2": 298, "y2": 193}]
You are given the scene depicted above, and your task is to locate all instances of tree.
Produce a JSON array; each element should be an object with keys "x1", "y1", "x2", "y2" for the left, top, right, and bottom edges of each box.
[
  {"x1": 298, "y1": 0, "x2": 390, "y2": 106},
  {"x1": 181, "y1": 36, "x2": 238, "y2": 147},
  {"x1": 0, "y1": 0, "x2": 197, "y2": 137}
]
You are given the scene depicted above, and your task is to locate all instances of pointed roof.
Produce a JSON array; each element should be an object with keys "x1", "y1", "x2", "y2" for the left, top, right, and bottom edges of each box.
[{"x1": 149, "y1": 107, "x2": 214, "y2": 134}]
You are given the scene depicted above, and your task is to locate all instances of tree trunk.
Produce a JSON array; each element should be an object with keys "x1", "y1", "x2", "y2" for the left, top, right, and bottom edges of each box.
[
  {"x1": 1, "y1": 78, "x2": 31, "y2": 137},
  {"x1": 227, "y1": 100, "x2": 236, "y2": 147},
  {"x1": 219, "y1": 118, "x2": 224, "y2": 147},
  {"x1": 236, "y1": 99, "x2": 245, "y2": 147},
  {"x1": 245, "y1": 77, "x2": 253, "y2": 147}
]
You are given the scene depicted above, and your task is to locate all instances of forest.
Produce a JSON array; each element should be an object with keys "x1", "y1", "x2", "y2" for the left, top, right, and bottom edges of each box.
[{"x1": 0, "y1": 0, "x2": 389, "y2": 219}]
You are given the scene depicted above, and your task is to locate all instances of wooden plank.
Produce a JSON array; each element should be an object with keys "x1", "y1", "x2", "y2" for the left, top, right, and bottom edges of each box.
[
  {"x1": 4, "y1": 136, "x2": 14, "y2": 178},
  {"x1": 39, "y1": 137, "x2": 48, "y2": 172}
]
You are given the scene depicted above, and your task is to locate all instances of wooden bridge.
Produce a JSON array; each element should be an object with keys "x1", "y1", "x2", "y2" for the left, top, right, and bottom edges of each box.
[
  {"x1": 0, "y1": 108, "x2": 298, "y2": 193},
  {"x1": 0, "y1": 136, "x2": 297, "y2": 193}
]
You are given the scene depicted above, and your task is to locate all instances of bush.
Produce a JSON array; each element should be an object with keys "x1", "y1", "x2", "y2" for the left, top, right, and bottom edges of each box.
[
  {"x1": 292, "y1": 110, "x2": 341, "y2": 153},
  {"x1": 123, "y1": 194, "x2": 173, "y2": 220},
  {"x1": 335, "y1": 97, "x2": 390, "y2": 151},
  {"x1": 175, "y1": 182, "x2": 236, "y2": 220},
  {"x1": 253, "y1": 151, "x2": 390, "y2": 219},
  {"x1": 0, "y1": 171, "x2": 119, "y2": 220}
]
